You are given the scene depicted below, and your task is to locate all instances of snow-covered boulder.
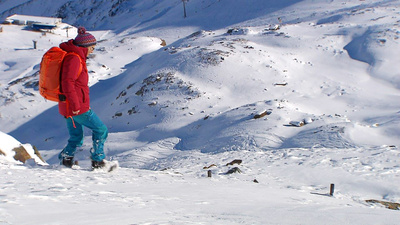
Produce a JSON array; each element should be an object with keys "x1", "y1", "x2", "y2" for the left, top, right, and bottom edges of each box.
[{"x1": 0, "y1": 131, "x2": 47, "y2": 165}]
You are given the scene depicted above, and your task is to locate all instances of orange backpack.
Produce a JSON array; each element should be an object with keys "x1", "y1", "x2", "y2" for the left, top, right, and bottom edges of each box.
[{"x1": 39, "y1": 47, "x2": 82, "y2": 102}]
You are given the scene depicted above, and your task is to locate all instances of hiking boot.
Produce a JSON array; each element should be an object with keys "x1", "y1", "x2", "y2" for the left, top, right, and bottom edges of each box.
[
  {"x1": 91, "y1": 160, "x2": 106, "y2": 169},
  {"x1": 61, "y1": 157, "x2": 74, "y2": 168}
]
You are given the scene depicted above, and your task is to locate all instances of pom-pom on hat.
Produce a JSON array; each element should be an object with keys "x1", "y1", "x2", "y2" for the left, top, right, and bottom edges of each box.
[{"x1": 73, "y1": 27, "x2": 97, "y2": 47}]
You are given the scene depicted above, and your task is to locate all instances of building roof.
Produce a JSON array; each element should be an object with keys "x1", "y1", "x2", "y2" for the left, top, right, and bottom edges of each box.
[{"x1": 6, "y1": 14, "x2": 62, "y2": 25}]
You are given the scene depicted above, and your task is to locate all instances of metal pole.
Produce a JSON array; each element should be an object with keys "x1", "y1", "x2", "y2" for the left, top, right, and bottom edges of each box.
[{"x1": 182, "y1": 0, "x2": 187, "y2": 18}]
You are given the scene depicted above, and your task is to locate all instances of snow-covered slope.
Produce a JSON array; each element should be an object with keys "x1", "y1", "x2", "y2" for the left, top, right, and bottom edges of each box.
[{"x1": 1, "y1": 0, "x2": 400, "y2": 224}]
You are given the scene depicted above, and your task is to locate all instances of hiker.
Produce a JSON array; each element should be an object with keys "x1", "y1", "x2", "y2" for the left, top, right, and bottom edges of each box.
[{"x1": 57, "y1": 27, "x2": 108, "y2": 169}]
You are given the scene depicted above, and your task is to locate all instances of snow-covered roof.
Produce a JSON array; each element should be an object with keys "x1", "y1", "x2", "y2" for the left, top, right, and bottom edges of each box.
[{"x1": 5, "y1": 14, "x2": 62, "y2": 25}]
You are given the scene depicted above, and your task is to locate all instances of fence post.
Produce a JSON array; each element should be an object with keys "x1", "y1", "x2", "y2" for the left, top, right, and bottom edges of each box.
[{"x1": 330, "y1": 183, "x2": 335, "y2": 196}]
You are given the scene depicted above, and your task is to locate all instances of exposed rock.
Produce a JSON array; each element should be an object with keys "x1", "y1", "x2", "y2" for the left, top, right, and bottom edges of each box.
[
  {"x1": 113, "y1": 112, "x2": 123, "y2": 118},
  {"x1": 128, "y1": 106, "x2": 138, "y2": 115},
  {"x1": 227, "y1": 27, "x2": 250, "y2": 35},
  {"x1": 12, "y1": 146, "x2": 31, "y2": 163},
  {"x1": 226, "y1": 159, "x2": 242, "y2": 166},
  {"x1": 274, "y1": 82, "x2": 288, "y2": 86},
  {"x1": 225, "y1": 167, "x2": 242, "y2": 174},
  {"x1": 148, "y1": 101, "x2": 157, "y2": 106},
  {"x1": 289, "y1": 120, "x2": 305, "y2": 127},
  {"x1": 32, "y1": 145, "x2": 46, "y2": 164},
  {"x1": 203, "y1": 164, "x2": 217, "y2": 169},
  {"x1": 254, "y1": 110, "x2": 271, "y2": 119},
  {"x1": 265, "y1": 24, "x2": 280, "y2": 31},
  {"x1": 198, "y1": 48, "x2": 230, "y2": 66},
  {"x1": 0, "y1": 132, "x2": 47, "y2": 165},
  {"x1": 304, "y1": 117, "x2": 313, "y2": 124},
  {"x1": 366, "y1": 199, "x2": 400, "y2": 210}
]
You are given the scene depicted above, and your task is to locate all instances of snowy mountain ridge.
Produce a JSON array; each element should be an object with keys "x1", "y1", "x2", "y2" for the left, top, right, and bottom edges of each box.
[{"x1": 1, "y1": 0, "x2": 400, "y2": 224}]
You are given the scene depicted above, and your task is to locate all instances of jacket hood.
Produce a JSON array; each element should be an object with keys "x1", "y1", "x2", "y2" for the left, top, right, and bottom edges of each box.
[{"x1": 59, "y1": 40, "x2": 88, "y2": 60}]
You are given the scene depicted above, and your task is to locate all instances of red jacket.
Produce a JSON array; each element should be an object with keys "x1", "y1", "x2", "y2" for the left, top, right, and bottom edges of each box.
[{"x1": 58, "y1": 40, "x2": 90, "y2": 117}]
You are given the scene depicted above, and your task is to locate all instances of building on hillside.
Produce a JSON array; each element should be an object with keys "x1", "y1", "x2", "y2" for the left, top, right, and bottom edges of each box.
[
  {"x1": 3, "y1": 14, "x2": 78, "y2": 37},
  {"x1": 4, "y1": 14, "x2": 62, "y2": 31},
  {"x1": 5, "y1": 14, "x2": 62, "y2": 26}
]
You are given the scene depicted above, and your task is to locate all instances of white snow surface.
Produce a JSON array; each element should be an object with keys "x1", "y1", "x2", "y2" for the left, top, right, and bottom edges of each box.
[{"x1": 1, "y1": 0, "x2": 400, "y2": 224}]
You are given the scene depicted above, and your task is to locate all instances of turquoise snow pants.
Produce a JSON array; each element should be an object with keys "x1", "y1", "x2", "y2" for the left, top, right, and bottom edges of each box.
[{"x1": 58, "y1": 109, "x2": 108, "y2": 162}]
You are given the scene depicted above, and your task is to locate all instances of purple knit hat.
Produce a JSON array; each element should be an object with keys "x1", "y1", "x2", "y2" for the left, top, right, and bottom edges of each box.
[{"x1": 74, "y1": 27, "x2": 97, "y2": 47}]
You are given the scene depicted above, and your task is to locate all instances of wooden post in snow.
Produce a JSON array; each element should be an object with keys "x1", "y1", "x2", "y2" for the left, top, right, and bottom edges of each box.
[{"x1": 330, "y1": 183, "x2": 335, "y2": 196}]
